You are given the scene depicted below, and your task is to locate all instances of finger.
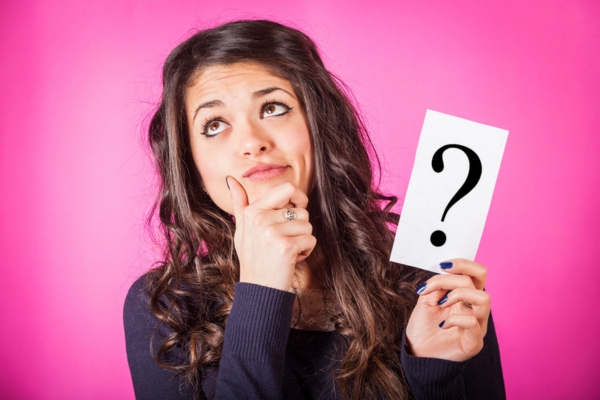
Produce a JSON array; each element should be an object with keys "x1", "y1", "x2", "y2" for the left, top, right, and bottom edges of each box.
[
  {"x1": 440, "y1": 314, "x2": 481, "y2": 338},
  {"x1": 254, "y1": 182, "x2": 309, "y2": 210},
  {"x1": 439, "y1": 288, "x2": 491, "y2": 311},
  {"x1": 440, "y1": 314, "x2": 485, "y2": 353},
  {"x1": 245, "y1": 207, "x2": 309, "y2": 227},
  {"x1": 279, "y1": 207, "x2": 309, "y2": 223},
  {"x1": 438, "y1": 288, "x2": 491, "y2": 330},
  {"x1": 439, "y1": 258, "x2": 487, "y2": 290},
  {"x1": 226, "y1": 176, "x2": 249, "y2": 223},
  {"x1": 440, "y1": 314, "x2": 479, "y2": 331},
  {"x1": 289, "y1": 234, "x2": 317, "y2": 262},
  {"x1": 417, "y1": 274, "x2": 476, "y2": 297},
  {"x1": 270, "y1": 220, "x2": 313, "y2": 237}
]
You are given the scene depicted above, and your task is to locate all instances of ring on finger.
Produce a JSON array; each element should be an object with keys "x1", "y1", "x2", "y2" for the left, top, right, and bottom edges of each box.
[
  {"x1": 462, "y1": 302, "x2": 473, "y2": 308},
  {"x1": 285, "y1": 209, "x2": 296, "y2": 222}
]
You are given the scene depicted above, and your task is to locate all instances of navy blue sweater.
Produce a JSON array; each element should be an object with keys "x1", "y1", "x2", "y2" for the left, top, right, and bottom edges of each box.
[{"x1": 124, "y1": 276, "x2": 505, "y2": 399}]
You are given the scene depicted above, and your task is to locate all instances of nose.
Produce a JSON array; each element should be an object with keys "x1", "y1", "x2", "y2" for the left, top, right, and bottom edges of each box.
[{"x1": 237, "y1": 120, "x2": 272, "y2": 157}]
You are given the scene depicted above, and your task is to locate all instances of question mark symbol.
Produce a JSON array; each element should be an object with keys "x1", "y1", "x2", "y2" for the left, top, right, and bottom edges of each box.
[{"x1": 430, "y1": 144, "x2": 482, "y2": 247}]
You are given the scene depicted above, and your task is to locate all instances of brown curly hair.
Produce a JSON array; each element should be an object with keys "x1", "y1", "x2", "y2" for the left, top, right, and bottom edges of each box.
[{"x1": 146, "y1": 19, "x2": 428, "y2": 399}]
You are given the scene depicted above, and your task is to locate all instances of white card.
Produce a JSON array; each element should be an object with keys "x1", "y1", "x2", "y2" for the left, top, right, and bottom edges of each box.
[{"x1": 390, "y1": 110, "x2": 508, "y2": 273}]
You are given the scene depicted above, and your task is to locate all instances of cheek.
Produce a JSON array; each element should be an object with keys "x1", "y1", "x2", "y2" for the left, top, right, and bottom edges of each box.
[
  {"x1": 285, "y1": 119, "x2": 312, "y2": 156},
  {"x1": 196, "y1": 160, "x2": 220, "y2": 186},
  {"x1": 192, "y1": 148, "x2": 234, "y2": 212},
  {"x1": 297, "y1": 126, "x2": 313, "y2": 167},
  {"x1": 305, "y1": 150, "x2": 315, "y2": 193},
  {"x1": 294, "y1": 128, "x2": 314, "y2": 193},
  {"x1": 191, "y1": 142, "x2": 223, "y2": 184}
]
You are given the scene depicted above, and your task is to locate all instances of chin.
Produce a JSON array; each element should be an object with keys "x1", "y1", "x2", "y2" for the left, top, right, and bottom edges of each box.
[
  {"x1": 247, "y1": 180, "x2": 293, "y2": 204},
  {"x1": 245, "y1": 187, "x2": 269, "y2": 205}
]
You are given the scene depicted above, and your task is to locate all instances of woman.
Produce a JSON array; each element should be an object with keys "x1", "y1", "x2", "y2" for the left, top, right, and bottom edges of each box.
[{"x1": 124, "y1": 19, "x2": 505, "y2": 399}]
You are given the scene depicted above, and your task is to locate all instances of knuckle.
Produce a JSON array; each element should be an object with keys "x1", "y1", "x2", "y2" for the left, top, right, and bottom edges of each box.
[
  {"x1": 299, "y1": 221, "x2": 313, "y2": 234},
  {"x1": 264, "y1": 225, "x2": 277, "y2": 239},
  {"x1": 299, "y1": 192, "x2": 309, "y2": 203},
  {"x1": 468, "y1": 316, "x2": 478, "y2": 329},
  {"x1": 282, "y1": 182, "x2": 295, "y2": 193},
  {"x1": 279, "y1": 237, "x2": 293, "y2": 253},
  {"x1": 460, "y1": 275, "x2": 475, "y2": 288},
  {"x1": 446, "y1": 290, "x2": 455, "y2": 301},
  {"x1": 253, "y1": 212, "x2": 268, "y2": 226},
  {"x1": 427, "y1": 275, "x2": 442, "y2": 287},
  {"x1": 478, "y1": 265, "x2": 488, "y2": 280},
  {"x1": 481, "y1": 291, "x2": 491, "y2": 305}
]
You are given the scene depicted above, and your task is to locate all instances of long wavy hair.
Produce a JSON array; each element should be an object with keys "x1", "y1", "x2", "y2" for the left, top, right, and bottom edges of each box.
[{"x1": 146, "y1": 19, "x2": 427, "y2": 399}]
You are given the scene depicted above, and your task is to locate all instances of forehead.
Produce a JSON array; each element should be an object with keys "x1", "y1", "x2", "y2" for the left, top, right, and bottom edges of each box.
[{"x1": 186, "y1": 62, "x2": 296, "y2": 102}]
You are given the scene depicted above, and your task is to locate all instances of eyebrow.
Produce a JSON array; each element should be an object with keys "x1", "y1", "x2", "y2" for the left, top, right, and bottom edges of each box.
[
  {"x1": 192, "y1": 99, "x2": 224, "y2": 122},
  {"x1": 192, "y1": 87, "x2": 295, "y2": 123},
  {"x1": 252, "y1": 86, "x2": 295, "y2": 99}
]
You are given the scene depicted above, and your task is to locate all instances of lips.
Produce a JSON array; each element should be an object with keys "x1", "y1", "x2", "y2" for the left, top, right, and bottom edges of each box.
[{"x1": 243, "y1": 163, "x2": 289, "y2": 181}]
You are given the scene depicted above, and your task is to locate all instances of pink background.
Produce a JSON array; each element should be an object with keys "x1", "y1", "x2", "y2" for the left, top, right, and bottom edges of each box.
[{"x1": 1, "y1": 0, "x2": 598, "y2": 398}]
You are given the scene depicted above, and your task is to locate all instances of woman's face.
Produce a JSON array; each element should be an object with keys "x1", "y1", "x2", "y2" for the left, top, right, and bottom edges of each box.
[{"x1": 185, "y1": 62, "x2": 313, "y2": 214}]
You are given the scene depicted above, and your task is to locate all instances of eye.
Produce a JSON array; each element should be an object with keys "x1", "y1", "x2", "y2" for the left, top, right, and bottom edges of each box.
[
  {"x1": 202, "y1": 119, "x2": 230, "y2": 137},
  {"x1": 261, "y1": 102, "x2": 292, "y2": 119}
]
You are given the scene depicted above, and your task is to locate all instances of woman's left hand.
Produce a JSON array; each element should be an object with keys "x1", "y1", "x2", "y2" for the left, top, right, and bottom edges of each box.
[{"x1": 405, "y1": 258, "x2": 490, "y2": 362}]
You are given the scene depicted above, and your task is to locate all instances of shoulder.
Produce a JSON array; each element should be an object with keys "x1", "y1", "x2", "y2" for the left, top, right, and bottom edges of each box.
[
  {"x1": 125, "y1": 273, "x2": 151, "y2": 302},
  {"x1": 122, "y1": 271, "x2": 196, "y2": 361},
  {"x1": 124, "y1": 274, "x2": 152, "y2": 319},
  {"x1": 123, "y1": 272, "x2": 186, "y2": 363},
  {"x1": 123, "y1": 273, "x2": 155, "y2": 339}
]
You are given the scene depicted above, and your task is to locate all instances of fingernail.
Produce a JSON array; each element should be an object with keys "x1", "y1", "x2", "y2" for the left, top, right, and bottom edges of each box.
[
  {"x1": 416, "y1": 282, "x2": 427, "y2": 295},
  {"x1": 440, "y1": 261, "x2": 453, "y2": 270},
  {"x1": 437, "y1": 293, "x2": 448, "y2": 306},
  {"x1": 225, "y1": 176, "x2": 230, "y2": 190},
  {"x1": 439, "y1": 320, "x2": 445, "y2": 328}
]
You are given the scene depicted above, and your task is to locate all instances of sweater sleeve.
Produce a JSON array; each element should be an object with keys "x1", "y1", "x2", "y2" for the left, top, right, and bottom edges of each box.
[
  {"x1": 214, "y1": 282, "x2": 296, "y2": 399},
  {"x1": 400, "y1": 313, "x2": 505, "y2": 400}
]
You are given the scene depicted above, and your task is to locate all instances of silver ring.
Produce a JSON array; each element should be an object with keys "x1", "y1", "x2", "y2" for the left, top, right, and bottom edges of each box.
[
  {"x1": 462, "y1": 302, "x2": 473, "y2": 309},
  {"x1": 285, "y1": 209, "x2": 296, "y2": 222}
]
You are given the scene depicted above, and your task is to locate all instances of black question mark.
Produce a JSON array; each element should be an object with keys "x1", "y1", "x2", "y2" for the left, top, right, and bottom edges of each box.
[{"x1": 430, "y1": 144, "x2": 482, "y2": 247}]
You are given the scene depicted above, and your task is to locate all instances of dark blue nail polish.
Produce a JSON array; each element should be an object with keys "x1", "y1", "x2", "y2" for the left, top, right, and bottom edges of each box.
[
  {"x1": 437, "y1": 294, "x2": 448, "y2": 306},
  {"x1": 439, "y1": 320, "x2": 445, "y2": 328},
  {"x1": 225, "y1": 176, "x2": 230, "y2": 190},
  {"x1": 416, "y1": 282, "x2": 427, "y2": 295},
  {"x1": 440, "y1": 261, "x2": 453, "y2": 270}
]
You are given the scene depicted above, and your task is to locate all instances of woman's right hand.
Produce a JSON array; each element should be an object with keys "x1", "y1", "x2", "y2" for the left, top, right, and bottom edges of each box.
[{"x1": 226, "y1": 176, "x2": 316, "y2": 291}]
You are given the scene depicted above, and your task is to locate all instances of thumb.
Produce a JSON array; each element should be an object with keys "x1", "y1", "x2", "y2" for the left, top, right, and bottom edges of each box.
[{"x1": 226, "y1": 176, "x2": 248, "y2": 222}]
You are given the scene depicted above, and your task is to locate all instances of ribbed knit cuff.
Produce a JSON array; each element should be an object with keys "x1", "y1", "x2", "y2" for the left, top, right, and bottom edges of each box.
[
  {"x1": 223, "y1": 283, "x2": 296, "y2": 364},
  {"x1": 401, "y1": 329, "x2": 466, "y2": 400}
]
